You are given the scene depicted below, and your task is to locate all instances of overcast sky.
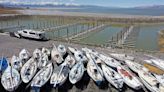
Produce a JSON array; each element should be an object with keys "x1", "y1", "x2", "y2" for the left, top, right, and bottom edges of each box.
[{"x1": 0, "y1": 0, "x2": 164, "y2": 7}]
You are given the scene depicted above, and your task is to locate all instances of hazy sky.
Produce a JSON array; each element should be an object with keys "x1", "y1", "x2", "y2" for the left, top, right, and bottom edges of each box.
[{"x1": 0, "y1": 0, "x2": 164, "y2": 7}]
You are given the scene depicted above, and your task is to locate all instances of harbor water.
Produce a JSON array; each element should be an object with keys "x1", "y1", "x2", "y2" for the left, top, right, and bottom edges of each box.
[{"x1": 0, "y1": 16, "x2": 164, "y2": 51}]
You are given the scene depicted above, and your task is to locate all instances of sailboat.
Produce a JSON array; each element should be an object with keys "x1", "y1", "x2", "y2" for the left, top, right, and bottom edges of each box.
[
  {"x1": 69, "y1": 61, "x2": 85, "y2": 84},
  {"x1": 68, "y1": 47, "x2": 77, "y2": 54},
  {"x1": 99, "y1": 54, "x2": 121, "y2": 68},
  {"x1": 10, "y1": 55, "x2": 22, "y2": 71},
  {"x1": 138, "y1": 70, "x2": 164, "y2": 92},
  {"x1": 101, "y1": 64, "x2": 124, "y2": 89},
  {"x1": 37, "y1": 54, "x2": 49, "y2": 69},
  {"x1": 1, "y1": 65, "x2": 21, "y2": 91},
  {"x1": 110, "y1": 53, "x2": 134, "y2": 61},
  {"x1": 33, "y1": 48, "x2": 42, "y2": 60},
  {"x1": 57, "y1": 45, "x2": 67, "y2": 56},
  {"x1": 21, "y1": 57, "x2": 38, "y2": 83},
  {"x1": 125, "y1": 60, "x2": 148, "y2": 74},
  {"x1": 51, "y1": 44, "x2": 63, "y2": 64},
  {"x1": 152, "y1": 73, "x2": 164, "y2": 86},
  {"x1": 64, "y1": 55, "x2": 76, "y2": 68},
  {"x1": 74, "y1": 50, "x2": 87, "y2": 63},
  {"x1": 50, "y1": 63, "x2": 70, "y2": 87},
  {"x1": 82, "y1": 47, "x2": 99, "y2": 56},
  {"x1": 31, "y1": 63, "x2": 53, "y2": 88},
  {"x1": 117, "y1": 66, "x2": 142, "y2": 90},
  {"x1": 0, "y1": 57, "x2": 8, "y2": 74},
  {"x1": 87, "y1": 53, "x2": 104, "y2": 85},
  {"x1": 145, "y1": 59, "x2": 164, "y2": 70},
  {"x1": 19, "y1": 49, "x2": 30, "y2": 64},
  {"x1": 41, "y1": 47, "x2": 51, "y2": 57}
]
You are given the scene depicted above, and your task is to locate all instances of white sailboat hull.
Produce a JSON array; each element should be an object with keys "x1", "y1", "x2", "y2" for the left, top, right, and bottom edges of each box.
[{"x1": 69, "y1": 62, "x2": 84, "y2": 84}]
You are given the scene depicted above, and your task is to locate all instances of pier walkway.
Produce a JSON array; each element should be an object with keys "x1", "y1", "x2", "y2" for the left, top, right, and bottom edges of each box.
[
  {"x1": 43, "y1": 22, "x2": 81, "y2": 32},
  {"x1": 68, "y1": 24, "x2": 108, "y2": 40},
  {"x1": 0, "y1": 25, "x2": 25, "y2": 31},
  {"x1": 107, "y1": 25, "x2": 140, "y2": 48}
]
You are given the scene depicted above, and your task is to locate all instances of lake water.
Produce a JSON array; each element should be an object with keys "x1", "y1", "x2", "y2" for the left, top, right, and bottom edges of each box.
[
  {"x1": 53, "y1": 7, "x2": 164, "y2": 16},
  {"x1": 0, "y1": 16, "x2": 163, "y2": 51}
]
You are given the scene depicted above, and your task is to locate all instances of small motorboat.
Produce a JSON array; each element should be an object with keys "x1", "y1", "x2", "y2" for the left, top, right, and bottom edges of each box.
[
  {"x1": 125, "y1": 60, "x2": 148, "y2": 74},
  {"x1": 19, "y1": 49, "x2": 30, "y2": 64},
  {"x1": 101, "y1": 64, "x2": 124, "y2": 89},
  {"x1": 64, "y1": 55, "x2": 76, "y2": 68},
  {"x1": 117, "y1": 66, "x2": 142, "y2": 90},
  {"x1": 31, "y1": 63, "x2": 53, "y2": 88},
  {"x1": 99, "y1": 54, "x2": 121, "y2": 68},
  {"x1": 138, "y1": 70, "x2": 164, "y2": 92},
  {"x1": 110, "y1": 53, "x2": 134, "y2": 61},
  {"x1": 51, "y1": 44, "x2": 63, "y2": 64},
  {"x1": 33, "y1": 48, "x2": 42, "y2": 60},
  {"x1": 57, "y1": 45, "x2": 67, "y2": 56},
  {"x1": 0, "y1": 57, "x2": 8, "y2": 74},
  {"x1": 1, "y1": 66, "x2": 21, "y2": 91},
  {"x1": 50, "y1": 63, "x2": 70, "y2": 87},
  {"x1": 69, "y1": 61, "x2": 85, "y2": 84},
  {"x1": 21, "y1": 58, "x2": 38, "y2": 83},
  {"x1": 37, "y1": 54, "x2": 49, "y2": 69},
  {"x1": 41, "y1": 47, "x2": 51, "y2": 57},
  {"x1": 10, "y1": 55, "x2": 22, "y2": 71}
]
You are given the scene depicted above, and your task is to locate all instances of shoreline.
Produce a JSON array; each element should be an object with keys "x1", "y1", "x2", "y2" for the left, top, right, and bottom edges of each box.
[{"x1": 0, "y1": 8, "x2": 164, "y2": 23}]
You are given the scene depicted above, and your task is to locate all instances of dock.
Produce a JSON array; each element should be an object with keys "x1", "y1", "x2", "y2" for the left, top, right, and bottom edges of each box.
[
  {"x1": 43, "y1": 22, "x2": 81, "y2": 32},
  {"x1": 68, "y1": 24, "x2": 108, "y2": 40},
  {"x1": 107, "y1": 25, "x2": 140, "y2": 48}
]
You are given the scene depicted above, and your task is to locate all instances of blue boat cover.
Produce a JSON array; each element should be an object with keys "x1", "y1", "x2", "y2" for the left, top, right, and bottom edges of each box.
[{"x1": 0, "y1": 57, "x2": 8, "y2": 72}]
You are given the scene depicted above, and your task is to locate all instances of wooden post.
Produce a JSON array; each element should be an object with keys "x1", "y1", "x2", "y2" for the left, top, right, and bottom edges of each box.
[
  {"x1": 28, "y1": 24, "x2": 30, "y2": 29},
  {"x1": 53, "y1": 20, "x2": 55, "y2": 26},
  {"x1": 43, "y1": 21, "x2": 45, "y2": 28},
  {"x1": 32, "y1": 24, "x2": 34, "y2": 29},
  {"x1": 47, "y1": 21, "x2": 48, "y2": 28},
  {"x1": 58, "y1": 30, "x2": 60, "y2": 38},
  {"x1": 6, "y1": 21, "x2": 8, "y2": 27},
  {"x1": 40, "y1": 21, "x2": 42, "y2": 29},
  {"x1": 37, "y1": 22, "x2": 39, "y2": 29},
  {"x1": 0, "y1": 21, "x2": 2, "y2": 28},
  {"x1": 67, "y1": 28, "x2": 69, "y2": 41}
]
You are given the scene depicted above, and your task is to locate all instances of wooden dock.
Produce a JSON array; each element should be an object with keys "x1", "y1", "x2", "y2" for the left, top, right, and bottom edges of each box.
[
  {"x1": 0, "y1": 25, "x2": 25, "y2": 31},
  {"x1": 42, "y1": 22, "x2": 81, "y2": 32},
  {"x1": 68, "y1": 24, "x2": 108, "y2": 40},
  {"x1": 107, "y1": 25, "x2": 140, "y2": 48}
]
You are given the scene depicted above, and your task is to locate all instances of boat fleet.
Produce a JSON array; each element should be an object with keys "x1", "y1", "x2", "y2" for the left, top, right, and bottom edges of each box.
[{"x1": 0, "y1": 44, "x2": 164, "y2": 92}]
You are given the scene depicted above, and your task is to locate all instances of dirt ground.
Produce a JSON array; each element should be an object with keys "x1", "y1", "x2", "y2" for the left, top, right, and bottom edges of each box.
[{"x1": 0, "y1": 8, "x2": 19, "y2": 14}]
